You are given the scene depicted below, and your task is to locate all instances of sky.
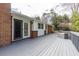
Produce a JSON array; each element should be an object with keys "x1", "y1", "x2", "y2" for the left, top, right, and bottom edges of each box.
[
  {"x1": 11, "y1": 3, "x2": 59, "y2": 17},
  {"x1": 11, "y1": 0, "x2": 79, "y2": 17}
]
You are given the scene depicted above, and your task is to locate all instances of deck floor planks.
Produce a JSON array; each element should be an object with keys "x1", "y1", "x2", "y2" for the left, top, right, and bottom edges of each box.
[
  {"x1": 42, "y1": 39, "x2": 58, "y2": 56},
  {"x1": 32, "y1": 33, "x2": 79, "y2": 56},
  {"x1": 51, "y1": 39, "x2": 62, "y2": 56},
  {"x1": 67, "y1": 40, "x2": 79, "y2": 56}
]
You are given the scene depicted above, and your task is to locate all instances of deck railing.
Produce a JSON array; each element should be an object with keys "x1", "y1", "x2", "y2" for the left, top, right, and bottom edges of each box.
[{"x1": 68, "y1": 31, "x2": 79, "y2": 51}]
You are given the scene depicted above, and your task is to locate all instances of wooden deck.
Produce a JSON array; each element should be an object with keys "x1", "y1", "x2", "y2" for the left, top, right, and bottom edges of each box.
[
  {"x1": 0, "y1": 33, "x2": 79, "y2": 56},
  {"x1": 31, "y1": 33, "x2": 79, "y2": 56}
]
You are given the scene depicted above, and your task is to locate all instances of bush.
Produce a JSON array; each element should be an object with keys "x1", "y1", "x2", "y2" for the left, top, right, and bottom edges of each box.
[
  {"x1": 63, "y1": 26, "x2": 70, "y2": 31},
  {"x1": 58, "y1": 23, "x2": 71, "y2": 31}
]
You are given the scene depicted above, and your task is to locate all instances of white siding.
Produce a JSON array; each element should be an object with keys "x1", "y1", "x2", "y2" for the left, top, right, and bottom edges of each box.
[{"x1": 32, "y1": 21, "x2": 45, "y2": 36}]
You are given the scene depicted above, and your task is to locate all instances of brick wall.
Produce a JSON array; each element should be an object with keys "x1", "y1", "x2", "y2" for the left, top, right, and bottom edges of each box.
[{"x1": 0, "y1": 3, "x2": 11, "y2": 47}]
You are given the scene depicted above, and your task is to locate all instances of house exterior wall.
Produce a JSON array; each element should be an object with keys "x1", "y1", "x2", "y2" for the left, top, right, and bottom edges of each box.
[
  {"x1": 12, "y1": 13, "x2": 31, "y2": 41},
  {"x1": 0, "y1": 3, "x2": 11, "y2": 46},
  {"x1": 32, "y1": 21, "x2": 45, "y2": 36},
  {"x1": 0, "y1": 3, "x2": 54, "y2": 47}
]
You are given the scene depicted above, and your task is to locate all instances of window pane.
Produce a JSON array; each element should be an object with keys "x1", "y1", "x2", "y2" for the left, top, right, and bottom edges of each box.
[
  {"x1": 38, "y1": 23, "x2": 43, "y2": 29},
  {"x1": 41, "y1": 24, "x2": 43, "y2": 29},
  {"x1": 38, "y1": 23, "x2": 40, "y2": 29},
  {"x1": 24, "y1": 23, "x2": 28, "y2": 36}
]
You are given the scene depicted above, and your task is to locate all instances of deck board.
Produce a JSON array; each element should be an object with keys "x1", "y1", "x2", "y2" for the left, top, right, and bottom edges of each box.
[{"x1": 32, "y1": 33, "x2": 79, "y2": 56}]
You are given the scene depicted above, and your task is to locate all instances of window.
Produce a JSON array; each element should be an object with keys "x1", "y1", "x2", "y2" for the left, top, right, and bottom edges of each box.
[
  {"x1": 38, "y1": 23, "x2": 43, "y2": 29},
  {"x1": 24, "y1": 23, "x2": 28, "y2": 36},
  {"x1": 38, "y1": 23, "x2": 40, "y2": 29}
]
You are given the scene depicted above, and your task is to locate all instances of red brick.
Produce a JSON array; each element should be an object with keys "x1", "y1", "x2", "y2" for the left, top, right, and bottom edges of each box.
[{"x1": 0, "y1": 3, "x2": 11, "y2": 47}]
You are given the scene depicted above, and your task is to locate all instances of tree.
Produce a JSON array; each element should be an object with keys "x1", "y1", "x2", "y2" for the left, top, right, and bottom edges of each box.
[
  {"x1": 52, "y1": 15, "x2": 58, "y2": 30},
  {"x1": 51, "y1": 14, "x2": 64, "y2": 30},
  {"x1": 61, "y1": 3, "x2": 79, "y2": 13},
  {"x1": 50, "y1": 9, "x2": 65, "y2": 30},
  {"x1": 63, "y1": 14, "x2": 70, "y2": 23},
  {"x1": 53, "y1": 15, "x2": 65, "y2": 30},
  {"x1": 60, "y1": 3, "x2": 79, "y2": 31},
  {"x1": 50, "y1": 9, "x2": 59, "y2": 30},
  {"x1": 71, "y1": 10, "x2": 79, "y2": 32},
  {"x1": 42, "y1": 8, "x2": 70, "y2": 30},
  {"x1": 51, "y1": 13, "x2": 70, "y2": 30},
  {"x1": 57, "y1": 15, "x2": 64, "y2": 23}
]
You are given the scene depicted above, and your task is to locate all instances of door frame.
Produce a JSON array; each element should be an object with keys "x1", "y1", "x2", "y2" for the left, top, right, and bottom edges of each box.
[
  {"x1": 12, "y1": 18, "x2": 23, "y2": 41},
  {"x1": 12, "y1": 17, "x2": 30, "y2": 41},
  {"x1": 23, "y1": 21, "x2": 29, "y2": 38}
]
